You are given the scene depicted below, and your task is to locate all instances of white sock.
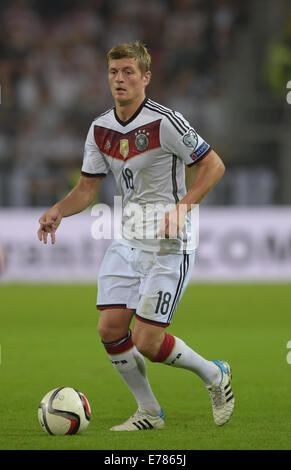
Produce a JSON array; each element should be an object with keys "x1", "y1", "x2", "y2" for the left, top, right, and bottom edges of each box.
[
  {"x1": 162, "y1": 336, "x2": 221, "y2": 385},
  {"x1": 103, "y1": 332, "x2": 161, "y2": 416}
]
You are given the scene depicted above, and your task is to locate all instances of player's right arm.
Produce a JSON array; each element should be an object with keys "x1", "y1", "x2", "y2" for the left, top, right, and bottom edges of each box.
[
  {"x1": 38, "y1": 118, "x2": 109, "y2": 245},
  {"x1": 37, "y1": 175, "x2": 103, "y2": 244}
]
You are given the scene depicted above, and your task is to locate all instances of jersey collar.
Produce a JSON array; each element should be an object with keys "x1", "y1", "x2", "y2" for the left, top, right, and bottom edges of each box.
[{"x1": 114, "y1": 97, "x2": 148, "y2": 127}]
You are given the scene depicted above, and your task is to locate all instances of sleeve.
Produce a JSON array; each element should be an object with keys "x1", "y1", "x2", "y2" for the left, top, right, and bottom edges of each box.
[
  {"x1": 160, "y1": 111, "x2": 212, "y2": 166},
  {"x1": 81, "y1": 122, "x2": 109, "y2": 177}
]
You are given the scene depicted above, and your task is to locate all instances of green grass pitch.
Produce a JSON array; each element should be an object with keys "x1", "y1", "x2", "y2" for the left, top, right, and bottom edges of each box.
[{"x1": 0, "y1": 283, "x2": 290, "y2": 450}]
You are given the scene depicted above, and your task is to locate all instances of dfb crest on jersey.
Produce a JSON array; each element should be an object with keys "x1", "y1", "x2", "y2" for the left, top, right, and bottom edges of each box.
[
  {"x1": 135, "y1": 130, "x2": 149, "y2": 152},
  {"x1": 183, "y1": 129, "x2": 198, "y2": 150},
  {"x1": 120, "y1": 139, "x2": 129, "y2": 158}
]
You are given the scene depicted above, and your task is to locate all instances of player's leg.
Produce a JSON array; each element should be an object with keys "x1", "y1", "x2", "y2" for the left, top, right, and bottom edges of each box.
[
  {"x1": 96, "y1": 242, "x2": 166, "y2": 431},
  {"x1": 98, "y1": 307, "x2": 133, "y2": 343},
  {"x1": 136, "y1": 321, "x2": 234, "y2": 426},
  {"x1": 131, "y1": 319, "x2": 166, "y2": 360},
  {"x1": 97, "y1": 308, "x2": 163, "y2": 430},
  {"x1": 133, "y1": 251, "x2": 220, "y2": 382},
  {"x1": 132, "y1": 317, "x2": 221, "y2": 384},
  {"x1": 133, "y1": 251, "x2": 234, "y2": 425}
]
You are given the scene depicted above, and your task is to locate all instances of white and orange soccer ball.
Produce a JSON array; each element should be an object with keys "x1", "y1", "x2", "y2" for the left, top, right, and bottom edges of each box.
[{"x1": 38, "y1": 387, "x2": 91, "y2": 435}]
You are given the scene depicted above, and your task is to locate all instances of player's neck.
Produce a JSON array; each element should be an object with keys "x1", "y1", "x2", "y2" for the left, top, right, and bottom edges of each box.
[{"x1": 115, "y1": 95, "x2": 146, "y2": 123}]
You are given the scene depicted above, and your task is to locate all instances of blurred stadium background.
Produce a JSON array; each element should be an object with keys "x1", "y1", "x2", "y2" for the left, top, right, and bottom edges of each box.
[{"x1": 0, "y1": 0, "x2": 290, "y2": 283}]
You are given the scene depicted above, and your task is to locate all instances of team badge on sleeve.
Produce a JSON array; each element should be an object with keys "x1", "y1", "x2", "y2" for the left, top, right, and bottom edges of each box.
[{"x1": 183, "y1": 129, "x2": 198, "y2": 150}]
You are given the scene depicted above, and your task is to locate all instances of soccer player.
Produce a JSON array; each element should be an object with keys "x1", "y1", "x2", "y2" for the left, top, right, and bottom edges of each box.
[{"x1": 38, "y1": 41, "x2": 234, "y2": 431}]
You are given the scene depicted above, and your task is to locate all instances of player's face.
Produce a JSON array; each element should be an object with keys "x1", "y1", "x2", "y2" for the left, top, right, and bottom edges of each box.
[{"x1": 108, "y1": 57, "x2": 151, "y2": 106}]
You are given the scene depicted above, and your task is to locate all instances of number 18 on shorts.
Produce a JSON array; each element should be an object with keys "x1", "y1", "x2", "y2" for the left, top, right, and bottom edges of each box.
[{"x1": 97, "y1": 242, "x2": 195, "y2": 327}]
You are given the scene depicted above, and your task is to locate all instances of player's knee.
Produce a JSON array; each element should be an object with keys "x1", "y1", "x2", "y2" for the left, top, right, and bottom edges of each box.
[
  {"x1": 97, "y1": 318, "x2": 125, "y2": 343},
  {"x1": 97, "y1": 309, "x2": 132, "y2": 343},
  {"x1": 97, "y1": 320, "x2": 109, "y2": 341},
  {"x1": 133, "y1": 330, "x2": 164, "y2": 361},
  {"x1": 135, "y1": 339, "x2": 156, "y2": 360}
]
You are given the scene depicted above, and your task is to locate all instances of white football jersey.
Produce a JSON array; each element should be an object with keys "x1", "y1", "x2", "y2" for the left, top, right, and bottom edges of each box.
[{"x1": 82, "y1": 98, "x2": 212, "y2": 253}]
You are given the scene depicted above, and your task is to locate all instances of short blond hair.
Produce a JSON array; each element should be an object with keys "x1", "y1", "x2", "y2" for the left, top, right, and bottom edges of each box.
[{"x1": 106, "y1": 40, "x2": 151, "y2": 76}]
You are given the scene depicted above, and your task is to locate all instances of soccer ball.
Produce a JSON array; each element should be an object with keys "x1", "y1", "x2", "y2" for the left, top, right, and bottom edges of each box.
[{"x1": 38, "y1": 387, "x2": 91, "y2": 435}]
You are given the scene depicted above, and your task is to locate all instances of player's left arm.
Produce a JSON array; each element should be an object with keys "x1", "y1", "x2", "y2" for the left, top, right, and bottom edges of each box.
[
  {"x1": 179, "y1": 149, "x2": 225, "y2": 207},
  {"x1": 159, "y1": 150, "x2": 225, "y2": 238}
]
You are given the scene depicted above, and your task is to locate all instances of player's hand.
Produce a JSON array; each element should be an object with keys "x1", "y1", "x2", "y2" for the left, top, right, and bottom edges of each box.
[
  {"x1": 155, "y1": 204, "x2": 187, "y2": 239},
  {"x1": 37, "y1": 207, "x2": 63, "y2": 245}
]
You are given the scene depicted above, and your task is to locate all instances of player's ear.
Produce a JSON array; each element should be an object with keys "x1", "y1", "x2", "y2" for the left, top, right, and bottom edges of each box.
[{"x1": 144, "y1": 71, "x2": 151, "y2": 87}]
